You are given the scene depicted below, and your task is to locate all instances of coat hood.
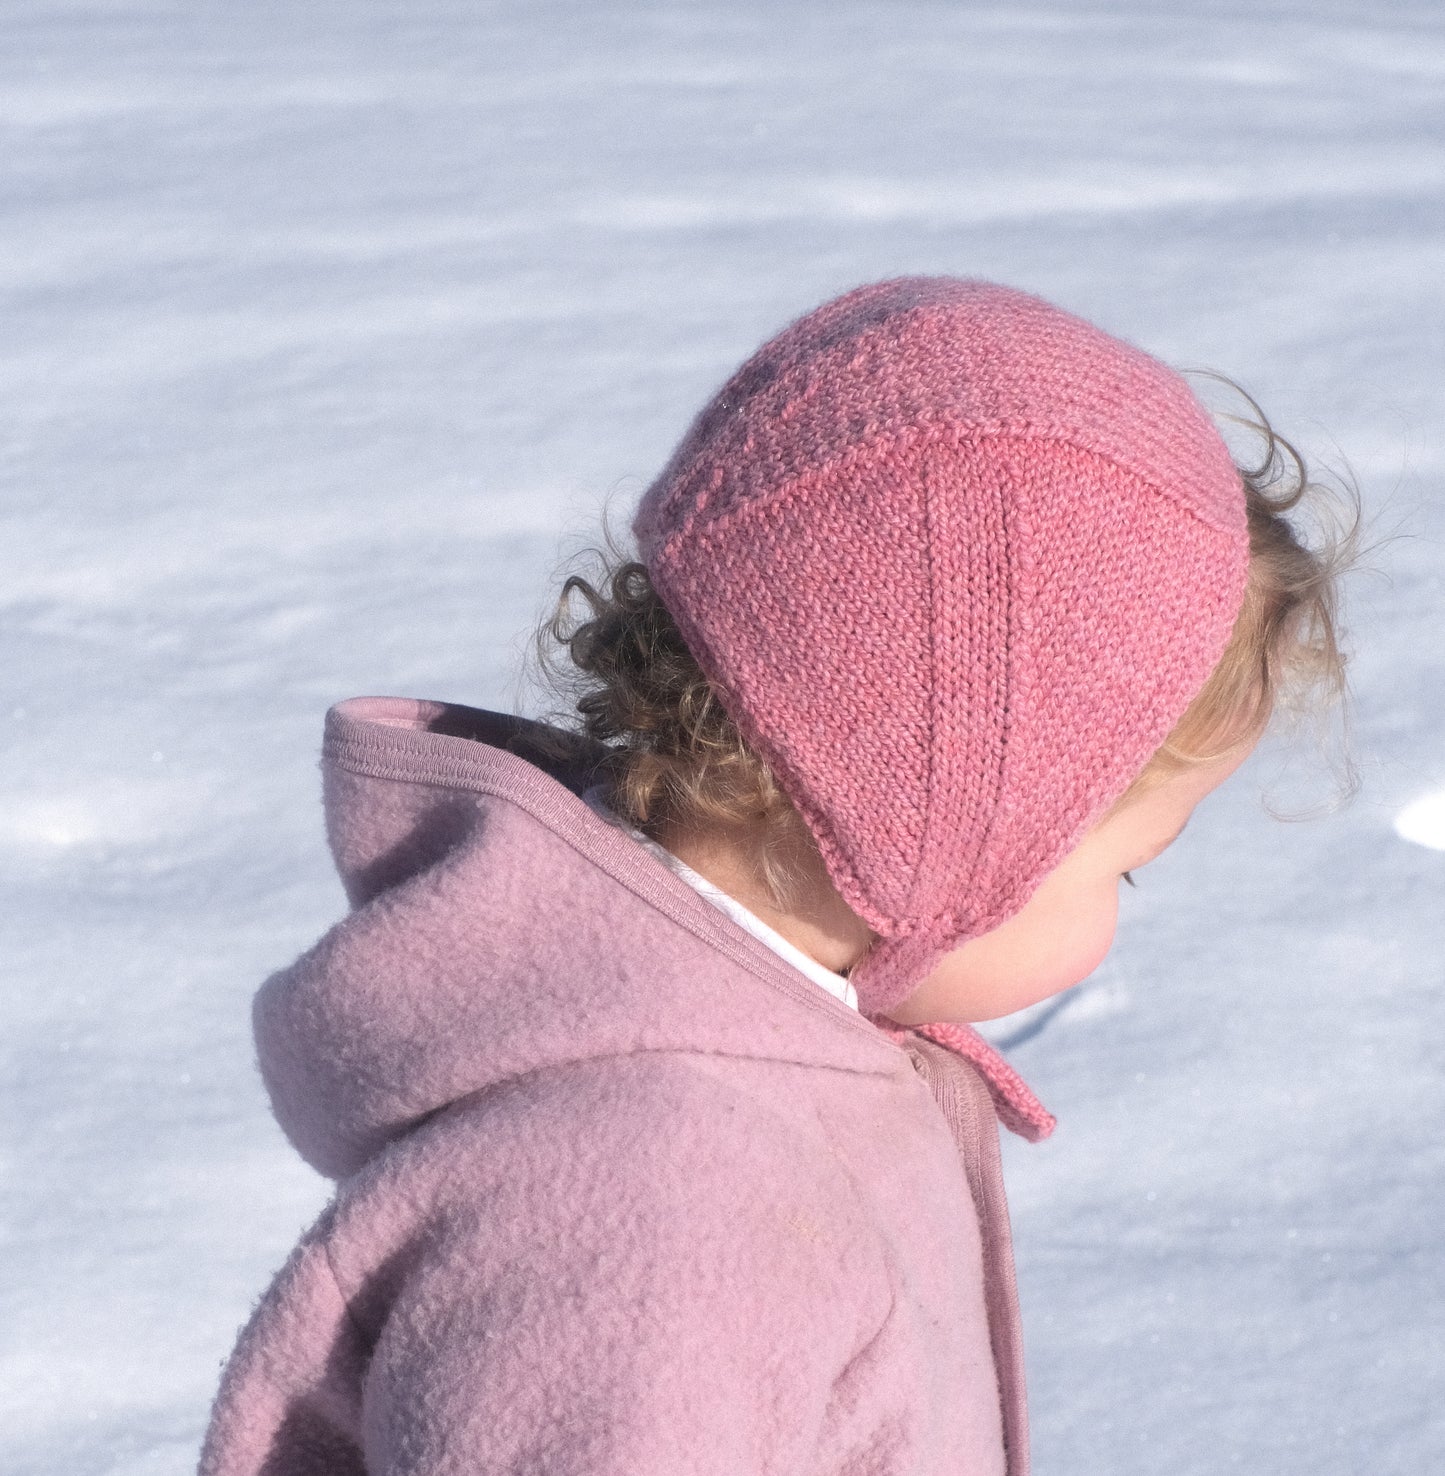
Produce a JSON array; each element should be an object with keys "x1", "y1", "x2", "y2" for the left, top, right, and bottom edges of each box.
[{"x1": 255, "y1": 696, "x2": 1052, "y2": 1180}]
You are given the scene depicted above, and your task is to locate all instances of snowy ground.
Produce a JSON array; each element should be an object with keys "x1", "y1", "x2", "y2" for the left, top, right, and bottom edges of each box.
[{"x1": 3, "y1": 2, "x2": 1443, "y2": 1472}]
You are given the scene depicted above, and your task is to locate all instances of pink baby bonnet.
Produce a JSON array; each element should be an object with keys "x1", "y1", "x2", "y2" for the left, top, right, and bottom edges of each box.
[{"x1": 630, "y1": 276, "x2": 1250, "y2": 1015}]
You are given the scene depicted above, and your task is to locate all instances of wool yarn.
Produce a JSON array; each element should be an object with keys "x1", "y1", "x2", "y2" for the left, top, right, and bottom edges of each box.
[{"x1": 630, "y1": 276, "x2": 1250, "y2": 1015}]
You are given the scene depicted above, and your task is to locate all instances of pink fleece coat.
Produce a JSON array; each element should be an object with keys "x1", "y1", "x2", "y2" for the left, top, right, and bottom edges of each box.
[{"x1": 199, "y1": 697, "x2": 1055, "y2": 1476}]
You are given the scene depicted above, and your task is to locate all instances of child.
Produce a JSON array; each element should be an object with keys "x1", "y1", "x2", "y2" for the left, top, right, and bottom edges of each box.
[{"x1": 199, "y1": 277, "x2": 1355, "y2": 1475}]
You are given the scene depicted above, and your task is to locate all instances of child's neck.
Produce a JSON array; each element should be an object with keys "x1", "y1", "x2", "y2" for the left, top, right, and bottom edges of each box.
[{"x1": 649, "y1": 816, "x2": 874, "y2": 978}]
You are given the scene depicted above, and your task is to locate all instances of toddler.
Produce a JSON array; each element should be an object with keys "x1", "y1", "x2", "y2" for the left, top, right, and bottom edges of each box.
[{"x1": 199, "y1": 277, "x2": 1353, "y2": 1475}]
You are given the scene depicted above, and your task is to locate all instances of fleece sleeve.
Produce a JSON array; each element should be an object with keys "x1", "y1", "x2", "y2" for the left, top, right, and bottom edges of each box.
[{"x1": 355, "y1": 1059, "x2": 894, "y2": 1476}]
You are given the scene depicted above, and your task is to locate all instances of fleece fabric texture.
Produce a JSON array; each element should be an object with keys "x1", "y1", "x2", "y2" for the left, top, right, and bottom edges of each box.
[
  {"x1": 631, "y1": 275, "x2": 1252, "y2": 1013},
  {"x1": 199, "y1": 696, "x2": 1055, "y2": 1476}
]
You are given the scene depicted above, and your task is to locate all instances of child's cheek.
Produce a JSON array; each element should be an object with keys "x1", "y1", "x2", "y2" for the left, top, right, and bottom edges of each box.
[
  {"x1": 1078, "y1": 889, "x2": 1121, "y2": 979},
  {"x1": 1079, "y1": 922, "x2": 1118, "y2": 984}
]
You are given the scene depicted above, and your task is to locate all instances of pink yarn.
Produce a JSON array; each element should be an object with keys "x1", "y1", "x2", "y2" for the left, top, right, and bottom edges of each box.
[
  {"x1": 632, "y1": 277, "x2": 1250, "y2": 1014},
  {"x1": 870, "y1": 1015, "x2": 1056, "y2": 1143}
]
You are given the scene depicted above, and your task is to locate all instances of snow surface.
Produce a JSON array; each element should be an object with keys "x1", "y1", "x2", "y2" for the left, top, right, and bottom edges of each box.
[
  {"x1": 3, "y1": 2, "x2": 1442, "y2": 1472},
  {"x1": 1395, "y1": 789, "x2": 1445, "y2": 850}
]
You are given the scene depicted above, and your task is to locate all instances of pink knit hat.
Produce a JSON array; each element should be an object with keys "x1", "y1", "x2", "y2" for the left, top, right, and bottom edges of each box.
[{"x1": 630, "y1": 277, "x2": 1250, "y2": 1015}]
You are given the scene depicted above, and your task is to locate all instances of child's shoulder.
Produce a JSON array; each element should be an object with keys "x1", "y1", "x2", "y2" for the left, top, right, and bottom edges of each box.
[
  {"x1": 363, "y1": 1050, "x2": 855, "y2": 1205},
  {"x1": 207, "y1": 1054, "x2": 901, "y2": 1476},
  {"x1": 312, "y1": 1050, "x2": 894, "y2": 1350}
]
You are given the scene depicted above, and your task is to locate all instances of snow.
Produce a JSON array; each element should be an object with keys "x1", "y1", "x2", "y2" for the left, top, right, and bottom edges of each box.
[
  {"x1": 2, "y1": 1, "x2": 1442, "y2": 1472},
  {"x1": 1396, "y1": 790, "x2": 1445, "y2": 851}
]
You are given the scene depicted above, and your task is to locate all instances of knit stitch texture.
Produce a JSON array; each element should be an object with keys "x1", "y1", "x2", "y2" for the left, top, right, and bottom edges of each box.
[{"x1": 631, "y1": 276, "x2": 1250, "y2": 1012}]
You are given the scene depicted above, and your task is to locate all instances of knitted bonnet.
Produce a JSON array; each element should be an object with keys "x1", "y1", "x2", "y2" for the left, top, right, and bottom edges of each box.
[{"x1": 630, "y1": 276, "x2": 1250, "y2": 1015}]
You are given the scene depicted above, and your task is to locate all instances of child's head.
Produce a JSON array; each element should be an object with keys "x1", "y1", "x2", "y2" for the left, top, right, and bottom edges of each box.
[{"x1": 530, "y1": 277, "x2": 1361, "y2": 1020}]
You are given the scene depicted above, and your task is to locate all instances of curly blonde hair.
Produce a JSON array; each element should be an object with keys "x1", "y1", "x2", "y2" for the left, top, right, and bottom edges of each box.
[
  {"x1": 1103, "y1": 376, "x2": 1366, "y2": 817},
  {"x1": 524, "y1": 380, "x2": 1366, "y2": 912}
]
